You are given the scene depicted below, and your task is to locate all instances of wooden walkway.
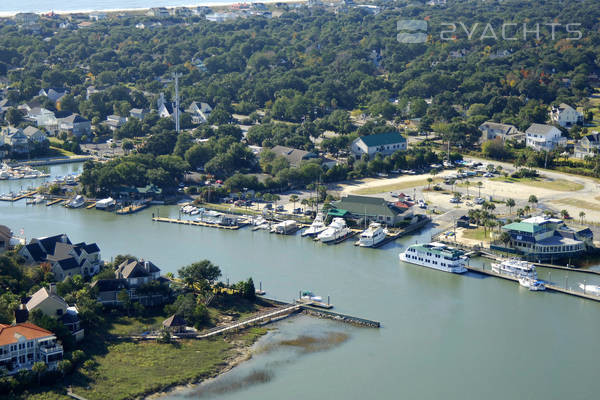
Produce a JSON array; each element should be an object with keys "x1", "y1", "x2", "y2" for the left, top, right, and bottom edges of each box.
[
  {"x1": 0, "y1": 190, "x2": 38, "y2": 202},
  {"x1": 117, "y1": 203, "x2": 148, "y2": 215},
  {"x1": 152, "y1": 216, "x2": 248, "y2": 230},
  {"x1": 46, "y1": 198, "x2": 66, "y2": 206}
]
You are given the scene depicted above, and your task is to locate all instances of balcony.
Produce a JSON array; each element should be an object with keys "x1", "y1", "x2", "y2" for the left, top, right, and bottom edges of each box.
[{"x1": 40, "y1": 344, "x2": 63, "y2": 355}]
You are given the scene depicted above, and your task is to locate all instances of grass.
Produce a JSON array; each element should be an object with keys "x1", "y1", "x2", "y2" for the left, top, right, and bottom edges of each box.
[
  {"x1": 107, "y1": 312, "x2": 169, "y2": 336},
  {"x1": 551, "y1": 198, "x2": 600, "y2": 212},
  {"x1": 352, "y1": 177, "x2": 443, "y2": 195},
  {"x1": 49, "y1": 146, "x2": 77, "y2": 157},
  {"x1": 489, "y1": 176, "x2": 584, "y2": 192},
  {"x1": 14, "y1": 389, "x2": 71, "y2": 400},
  {"x1": 71, "y1": 328, "x2": 266, "y2": 400},
  {"x1": 461, "y1": 227, "x2": 492, "y2": 241}
]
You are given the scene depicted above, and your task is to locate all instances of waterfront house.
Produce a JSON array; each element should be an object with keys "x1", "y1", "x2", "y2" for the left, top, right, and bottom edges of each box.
[
  {"x1": 147, "y1": 7, "x2": 171, "y2": 18},
  {"x1": 0, "y1": 225, "x2": 13, "y2": 252},
  {"x1": 525, "y1": 124, "x2": 566, "y2": 151},
  {"x1": 185, "y1": 101, "x2": 212, "y2": 124},
  {"x1": 270, "y1": 145, "x2": 318, "y2": 168},
  {"x1": 26, "y1": 107, "x2": 58, "y2": 131},
  {"x1": 331, "y1": 194, "x2": 413, "y2": 226},
  {"x1": 59, "y1": 114, "x2": 92, "y2": 138},
  {"x1": 550, "y1": 103, "x2": 583, "y2": 128},
  {"x1": 23, "y1": 126, "x2": 48, "y2": 144},
  {"x1": 1, "y1": 127, "x2": 30, "y2": 155},
  {"x1": 26, "y1": 285, "x2": 84, "y2": 341},
  {"x1": 116, "y1": 259, "x2": 161, "y2": 286},
  {"x1": 492, "y1": 216, "x2": 593, "y2": 262},
  {"x1": 478, "y1": 121, "x2": 522, "y2": 143},
  {"x1": 574, "y1": 132, "x2": 600, "y2": 159},
  {"x1": 0, "y1": 322, "x2": 63, "y2": 375},
  {"x1": 351, "y1": 132, "x2": 407, "y2": 158},
  {"x1": 14, "y1": 12, "x2": 40, "y2": 26},
  {"x1": 162, "y1": 314, "x2": 187, "y2": 334}
]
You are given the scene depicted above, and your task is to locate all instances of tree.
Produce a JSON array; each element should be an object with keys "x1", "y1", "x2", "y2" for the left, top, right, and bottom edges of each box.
[
  {"x1": 506, "y1": 198, "x2": 515, "y2": 215},
  {"x1": 5, "y1": 108, "x2": 23, "y2": 126},
  {"x1": 178, "y1": 260, "x2": 222, "y2": 291},
  {"x1": 57, "y1": 360, "x2": 73, "y2": 378},
  {"x1": 117, "y1": 289, "x2": 132, "y2": 316},
  {"x1": 528, "y1": 195, "x2": 538, "y2": 211},
  {"x1": 240, "y1": 278, "x2": 256, "y2": 300},
  {"x1": 477, "y1": 181, "x2": 483, "y2": 198},
  {"x1": 499, "y1": 231, "x2": 512, "y2": 252},
  {"x1": 31, "y1": 362, "x2": 47, "y2": 385},
  {"x1": 560, "y1": 209, "x2": 569, "y2": 219},
  {"x1": 289, "y1": 194, "x2": 299, "y2": 210},
  {"x1": 427, "y1": 177, "x2": 433, "y2": 190},
  {"x1": 579, "y1": 211, "x2": 586, "y2": 224}
]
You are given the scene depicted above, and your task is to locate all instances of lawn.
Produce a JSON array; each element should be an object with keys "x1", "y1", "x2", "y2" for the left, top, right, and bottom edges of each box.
[
  {"x1": 49, "y1": 146, "x2": 77, "y2": 157},
  {"x1": 461, "y1": 227, "x2": 492, "y2": 241},
  {"x1": 352, "y1": 177, "x2": 444, "y2": 195},
  {"x1": 71, "y1": 328, "x2": 266, "y2": 400},
  {"x1": 106, "y1": 311, "x2": 170, "y2": 336},
  {"x1": 490, "y1": 176, "x2": 583, "y2": 192},
  {"x1": 14, "y1": 389, "x2": 71, "y2": 400}
]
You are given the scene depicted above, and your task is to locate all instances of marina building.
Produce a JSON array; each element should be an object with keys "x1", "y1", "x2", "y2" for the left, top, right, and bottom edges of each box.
[
  {"x1": 492, "y1": 216, "x2": 593, "y2": 261},
  {"x1": 330, "y1": 194, "x2": 414, "y2": 226}
]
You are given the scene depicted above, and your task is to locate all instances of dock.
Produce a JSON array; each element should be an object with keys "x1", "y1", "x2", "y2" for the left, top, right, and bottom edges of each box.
[
  {"x1": 295, "y1": 298, "x2": 333, "y2": 309},
  {"x1": 0, "y1": 190, "x2": 38, "y2": 202},
  {"x1": 354, "y1": 215, "x2": 431, "y2": 248},
  {"x1": 465, "y1": 265, "x2": 600, "y2": 303},
  {"x1": 117, "y1": 203, "x2": 149, "y2": 215},
  {"x1": 152, "y1": 216, "x2": 248, "y2": 230},
  {"x1": 46, "y1": 198, "x2": 66, "y2": 206},
  {"x1": 86, "y1": 201, "x2": 97, "y2": 209}
]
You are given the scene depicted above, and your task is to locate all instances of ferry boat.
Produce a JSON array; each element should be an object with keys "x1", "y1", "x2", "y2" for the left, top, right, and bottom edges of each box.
[
  {"x1": 317, "y1": 217, "x2": 351, "y2": 243},
  {"x1": 399, "y1": 242, "x2": 468, "y2": 273},
  {"x1": 358, "y1": 222, "x2": 387, "y2": 247},
  {"x1": 491, "y1": 259, "x2": 537, "y2": 280},
  {"x1": 519, "y1": 278, "x2": 546, "y2": 291},
  {"x1": 66, "y1": 195, "x2": 85, "y2": 208},
  {"x1": 302, "y1": 213, "x2": 327, "y2": 237}
]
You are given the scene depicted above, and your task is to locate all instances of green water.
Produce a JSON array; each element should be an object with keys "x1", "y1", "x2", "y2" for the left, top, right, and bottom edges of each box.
[{"x1": 2, "y1": 163, "x2": 600, "y2": 400}]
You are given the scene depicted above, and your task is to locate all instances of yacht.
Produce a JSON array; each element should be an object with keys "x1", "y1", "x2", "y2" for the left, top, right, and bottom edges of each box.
[
  {"x1": 300, "y1": 291, "x2": 323, "y2": 302},
  {"x1": 96, "y1": 197, "x2": 116, "y2": 210},
  {"x1": 271, "y1": 220, "x2": 297, "y2": 234},
  {"x1": 302, "y1": 213, "x2": 327, "y2": 237},
  {"x1": 519, "y1": 278, "x2": 546, "y2": 291},
  {"x1": 66, "y1": 195, "x2": 85, "y2": 208},
  {"x1": 399, "y1": 242, "x2": 468, "y2": 273},
  {"x1": 578, "y1": 283, "x2": 600, "y2": 296},
  {"x1": 26, "y1": 194, "x2": 45, "y2": 205},
  {"x1": 317, "y1": 217, "x2": 351, "y2": 243},
  {"x1": 491, "y1": 259, "x2": 537, "y2": 280},
  {"x1": 358, "y1": 222, "x2": 387, "y2": 247}
]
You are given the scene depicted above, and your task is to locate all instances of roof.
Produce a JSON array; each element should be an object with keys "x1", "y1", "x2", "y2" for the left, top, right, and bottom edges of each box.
[
  {"x1": 163, "y1": 314, "x2": 187, "y2": 327},
  {"x1": 22, "y1": 243, "x2": 47, "y2": 262},
  {"x1": 357, "y1": 132, "x2": 406, "y2": 147},
  {"x1": 0, "y1": 322, "x2": 55, "y2": 346},
  {"x1": 327, "y1": 208, "x2": 350, "y2": 217},
  {"x1": 479, "y1": 122, "x2": 518, "y2": 134},
  {"x1": 332, "y1": 195, "x2": 407, "y2": 218},
  {"x1": 409, "y1": 243, "x2": 465, "y2": 260},
  {"x1": 116, "y1": 260, "x2": 160, "y2": 279},
  {"x1": 33, "y1": 234, "x2": 71, "y2": 254},
  {"x1": 55, "y1": 257, "x2": 80, "y2": 271},
  {"x1": 61, "y1": 114, "x2": 89, "y2": 124},
  {"x1": 270, "y1": 145, "x2": 317, "y2": 167},
  {"x1": 82, "y1": 243, "x2": 100, "y2": 253},
  {"x1": 23, "y1": 125, "x2": 45, "y2": 137},
  {"x1": 526, "y1": 123, "x2": 559, "y2": 136},
  {"x1": 26, "y1": 287, "x2": 68, "y2": 311},
  {"x1": 0, "y1": 224, "x2": 11, "y2": 238},
  {"x1": 503, "y1": 222, "x2": 542, "y2": 234},
  {"x1": 582, "y1": 133, "x2": 600, "y2": 144},
  {"x1": 91, "y1": 279, "x2": 129, "y2": 292},
  {"x1": 556, "y1": 103, "x2": 576, "y2": 112}
]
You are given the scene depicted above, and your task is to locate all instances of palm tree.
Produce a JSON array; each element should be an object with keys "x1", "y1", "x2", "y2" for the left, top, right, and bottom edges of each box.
[
  {"x1": 290, "y1": 194, "x2": 299, "y2": 211},
  {"x1": 524, "y1": 205, "x2": 531, "y2": 216},
  {"x1": 560, "y1": 209, "x2": 569, "y2": 219},
  {"x1": 579, "y1": 211, "x2": 586, "y2": 224},
  {"x1": 477, "y1": 181, "x2": 483, "y2": 198},
  {"x1": 427, "y1": 177, "x2": 433, "y2": 190},
  {"x1": 528, "y1": 195, "x2": 538, "y2": 211},
  {"x1": 516, "y1": 208, "x2": 524, "y2": 218},
  {"x1": 506, "y1": 198, "x2": 515, "y2": 215},
  {"x1": 32, "y1": 361, "x2": 47, "y2": 385},
  {"x1": 465, "y1": 180, "x2": 470, "y2": 198}
]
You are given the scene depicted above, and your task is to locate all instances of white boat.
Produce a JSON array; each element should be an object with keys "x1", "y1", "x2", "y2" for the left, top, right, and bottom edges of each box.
[
  {"x1": 491, "y1": 259, "x2": 537, "y2": 280},
  {"x1": 66, "y1": 195, "x2": 85, "y2": 208},
  {"x1": 300, "y1": 291, "x2": 323, "y2": 302},
  {"x1": 96, "y1": 197, "x2": 116, "y2": 210},
  {"x1": 271, "y1": 220, "x2": 297, "y2": 234},
  {"x1": 26, "y1": 194, "x2": 45, "y2": 205},
  {"x1": 317, "y1": 217, "x2": 351, "y2": 243},
  {"x1": 578, "y1": 283, "x2": 600, "y2": 296},
  {"x1": 302, "y1": 213, "x2": 327, "y2": 237},
  {"x1": 399, "y1": 242, "x2": 468, "y2": 273},
  {"x1": 519, "y1": 278, "x2": 546, "y2": 291},
  {"x1": 358, "y1": 222, "x2": 387, "y2": 247},
  {"x1": 252, "y1": 216, "x2": 267, "y2": 226}
]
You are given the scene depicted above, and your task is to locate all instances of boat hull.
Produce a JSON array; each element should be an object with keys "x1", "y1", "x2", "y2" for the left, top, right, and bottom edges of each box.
[{"x1": 399, "y1": 253, "x2": 467, "y2": 274}]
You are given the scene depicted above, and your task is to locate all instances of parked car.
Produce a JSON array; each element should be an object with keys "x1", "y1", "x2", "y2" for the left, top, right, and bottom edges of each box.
[
  {"x1": 450, "y1": 197, "x2": 461, "y2": 204},
  {"x1": 293, "y1": 208, "x2": 302, "y2": 214},
  {"x1": 276, "y1": 205, "x2": 285, "y2": 212},
  {"x1": 264, "y1": 203, "x2": 273, "y2": 210},
  {"x1": 474, "y1": 197, "x2": 485, "y2": 205}
]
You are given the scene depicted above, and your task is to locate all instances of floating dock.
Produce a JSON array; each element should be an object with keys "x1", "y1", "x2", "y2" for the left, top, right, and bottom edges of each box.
[
  {"x1": 117, "y1": 203, "x2": 149, "y2": 215},
  {"x1": 152, "y1": 216, "x2": 248, "y2": 230},
  {"x1": 46, "y1": 198, "x2": 66, "y2": 206},
  {"x1": 0, "y1": 190, "x2": 38, "y2": 202},
  {"x1": 295, "y1": 298, "x2": 334, "y2": 309}
]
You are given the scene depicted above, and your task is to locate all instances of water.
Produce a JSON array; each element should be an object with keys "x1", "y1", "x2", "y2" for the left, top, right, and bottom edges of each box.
[
  {"x1": 0, "y1": 0, "x2": 278, "y2": 14},
  {"x1": 2, "y1": 163, "x2": 600, "y2": 399}
]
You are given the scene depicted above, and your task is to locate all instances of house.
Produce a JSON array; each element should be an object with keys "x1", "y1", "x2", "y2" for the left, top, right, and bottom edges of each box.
[
  {"x1": 270, "y1": 145, "x2": 318, "y2": 167},
  {"x1": 550, "y1": 103, "x2": 583, "y2": 128},
  {"x1": 129, "y1": 108, "x2": 149, "y2": 120},
  {"x1": 574, "y1": 132, "x2": 600, "y2": 159},
  {"x1": 104, "y1": 115, "x2": 127, "y2": 131},
  {"x1": 1, "y1": 127, "x2": 30, "y2": 155},
  {"x1": 148, "y1": 7, "x2": 170, "y2": 17},
  {"x1": 116, "y1": 259, "x2": 161, "y2": 286},
  {"x1": 26, "y1": 285, "x2": 84, "y2": 341},
  {"x1": 157, "y1": 93, "x2": 183, "y2": 119},
  {"x1": 20, "y1": 234, "x2": 71, "y2": 262},
  {"x1": 0, "y1": 322, "x2": 63, "y2": 375},
  {"x1": 26, "y1": 108, "x2": 58, "y2": 131},
  {"x1": 86, "y1": 85, "x2": 104, "y2": 100},
  {"x1": 351, "y1": 132, "x2": 407, "y2": 158},
  {"x1": 331, "y1": 194, "x2": 413, "y2": 226},
  {"x1": 478, "y1": 122, "x2": 522, "y2": 143},
  {"x1": 185, "y1": 101, "x2": 212, "y2": 124},
  {"x1": 59, "y1": 114, "x2": 92, "y2": 137},
  {"x1": 0, "y1": 225, "x2": 13, "y2": 252},
  {"x1": 89, "y1": 12, "x2": 107, "y2": 21},
  {"x1": 14, "y1": 12, "x2": 39, "y2": 25},
  {"x1": 525, "y1": 124, "x2": 566, "y2": 151},
  {"x1": 162, "y1": 314, "x2": 187, "y2": 334},
  {"x1": 23, "y1": 126, "x2": 48, "y2": 144},
  {"x1": 38, "y1": 88, "x2": 68, "y2": 103},
  {"x1": 491, "y1": 216, "x2": 593, "y2": 261}
]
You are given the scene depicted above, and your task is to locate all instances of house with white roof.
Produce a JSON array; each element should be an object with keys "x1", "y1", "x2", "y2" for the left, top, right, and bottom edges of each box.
[
  {"x1": 351, "y1": 132, "x2": 407, "y2": 158},
  {"x1": 550, "y1": 103, "x2": 583, "y2": 128},
  {"x1": 525, "y1": 123, "x2": 566, "y2": 151}
]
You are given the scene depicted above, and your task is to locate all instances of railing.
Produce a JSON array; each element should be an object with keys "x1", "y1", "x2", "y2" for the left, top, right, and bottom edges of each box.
[{"x1": 40, "y1": 345, "x2": 63, "y2": 354}]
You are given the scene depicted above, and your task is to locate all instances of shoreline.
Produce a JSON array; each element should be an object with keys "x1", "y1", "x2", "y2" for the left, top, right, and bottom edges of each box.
[{"x1": 0, "y1": 0, "x2": 308, "y2": 18}]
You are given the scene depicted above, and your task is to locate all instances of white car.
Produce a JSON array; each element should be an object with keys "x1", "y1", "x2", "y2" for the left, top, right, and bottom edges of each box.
[
  {"x1": 450, "y1": 198, "x2": 461, "y2": 204},
  {"x1": 474, "y1": 197, "x2": 485, "y2": 205}
]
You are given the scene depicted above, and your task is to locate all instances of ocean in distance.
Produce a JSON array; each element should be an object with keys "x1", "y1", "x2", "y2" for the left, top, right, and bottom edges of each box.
[{"x1": 0, "y1": 0, "x2": 294, "y2": 16}]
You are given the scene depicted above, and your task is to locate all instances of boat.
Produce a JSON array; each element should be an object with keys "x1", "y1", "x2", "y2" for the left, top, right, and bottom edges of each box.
[
  {"x1": 399, "y1": 242, "x2": 468, "y2": 273},
  {"x1": 578, "y1": 283, "x2": 600, "y2": 296},
  {"x1": 302, "y1": 213, "x2": 327, "y2": 237},
  {"x1": 358, "y1": 222, "x2": 387, "y2": 247},
  {"x1": 317, "y1": 217, "x2": 351, "y2": 243},
  {"x1": 95, "y1": 197, "x2": 116, "y2": 210},
  {"x1": 491, "y1": 259, "x2": 537, "y2": 280},
  {"x1": 519, "y1": 278, "x2": 546, "y2": 291},
  {"x1": 252, "y1": 216, "x2": 267, "y2": 226},
  {"x1": 26, "y1": 194, "x2": 45, "y2": 205},
  {"x1": 271, "y1": 220, "x2": 298, "y2": 234},
  {"x1": 66, "y1": 195, "x2": 85, "y2": 208},
  {"x1": 300, "y1": 291, "x2": 323, "y2": 302}
]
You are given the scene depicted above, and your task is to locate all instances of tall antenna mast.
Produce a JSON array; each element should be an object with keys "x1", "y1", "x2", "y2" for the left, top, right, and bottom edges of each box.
[{"x1": 173, "y1": 72, "x2": 182, "y2": 133}]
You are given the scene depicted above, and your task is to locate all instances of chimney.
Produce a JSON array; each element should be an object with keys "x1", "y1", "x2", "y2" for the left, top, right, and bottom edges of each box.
[
  {"x1": 15, "y1": 304, "x2": 29, "y2": 324},
  {"x1": 144, "y1": 261, "x2": 150, "y2": 273},
  {"x1": 49, "y1": 283, "x2": 56, "y2": 295}
]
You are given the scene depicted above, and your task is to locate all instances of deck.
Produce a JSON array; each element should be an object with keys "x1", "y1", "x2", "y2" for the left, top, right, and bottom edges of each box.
[{"x1": 152, "y1": 216, "x2": 248, "y2": 230}]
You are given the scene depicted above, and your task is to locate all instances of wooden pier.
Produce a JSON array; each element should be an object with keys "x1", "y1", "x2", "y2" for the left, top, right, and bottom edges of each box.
[
  {"x1": 354, "y1": 215, "x2": 431, "y2": 248},
  {"x1": 152, "y1": 216, "x2": 247, "y2": 230},
  {"x1": 0, "y1": 190, "x2": 38, "y2": 202},
  {"x1": 46, "y1": 198, "x2": 66, "y2": 206},
  {"x1": 117, "y1": 203, "x2": 149, "y2": 215},
  {"x1": 86, "y1": 201, "x2": 97, "y2": 209}
]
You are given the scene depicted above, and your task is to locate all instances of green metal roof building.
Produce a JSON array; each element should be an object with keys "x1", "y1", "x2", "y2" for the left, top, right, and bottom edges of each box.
[{"x1": 331, "y1": 194, "x2": 412, "y2": 225}]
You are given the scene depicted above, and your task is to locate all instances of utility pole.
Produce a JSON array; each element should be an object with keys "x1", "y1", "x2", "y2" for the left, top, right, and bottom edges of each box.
[{"x1": 173, "y1": 72, "x2": 183, "y2": 133}]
